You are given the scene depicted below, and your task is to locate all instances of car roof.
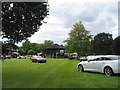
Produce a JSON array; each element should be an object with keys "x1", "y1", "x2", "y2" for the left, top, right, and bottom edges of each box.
[{"x1": 87, "y1": 55, "x2": 120, "y2": 60}]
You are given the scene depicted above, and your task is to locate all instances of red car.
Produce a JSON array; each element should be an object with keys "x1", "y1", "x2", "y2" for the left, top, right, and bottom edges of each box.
[{"x1": 30, "y1": 56, "x2": 46, "y2": 63}]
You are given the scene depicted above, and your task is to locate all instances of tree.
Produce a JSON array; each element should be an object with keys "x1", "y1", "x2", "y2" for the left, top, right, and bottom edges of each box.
[
  {"x1": 18, "y1": 40, "x2": 37, "y2": 55},
  {"x1": 29, "y1": 43, "x2": 43, "y2": 54},
  {"x1": 64, "y1": 21, "x2": 92, "y2": 57},
  {"x1": 27, "y1": 49, "x2": 36, "y2": 55},
  {"x1": 2, "y1": 42, "x2": 18, "y2": 55},
  {"x1": 92, "y1": 32, "x2": 113, "y2": 55},
  {"x1": 2, "y1": 2, "x2": 49, "y2": 43},
  {"x1": 112, "y1": 36, "x2": 120, "y2": 55},
  {"x1": 42, "y1": 40, "x2": 54, "y2": 54},
  {"x1": 18, "y1": 47, "x2": 25, "y2": 55},
  {"x1": 17, "y1": 40, "x2": 54, "y2": 55},
  {"x1": 44, "y1": 40, "x2": 54, "y2": 47},
  {"x1": 21, "y1": 40, "x2": 31, "y2": 55}
]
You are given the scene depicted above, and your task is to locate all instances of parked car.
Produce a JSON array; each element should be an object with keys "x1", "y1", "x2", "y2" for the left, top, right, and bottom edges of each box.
[
  {"x1": 30, "y1": 56, "x2": 46, "y2": 63},
  {"x1": 69, "y1": 54, "x2": 78, "y2": 60},
  {"x1": 0, "y1": 55, "x2": 11, "y2": 59},
  {"x1": 69, "y1": 55, "x2": 77, "y2": 60},
  {"x1": 77, "y1": 55, "x2": 120, "y2": 76},
  {"x1": 17, "y1": 56, "x2": 26, "y2": 59},
  {"x1": 5, "y1": 55, "x2": 11, "y2": 59},
  {"x1": 0, "y1": 55, "x2": 5, "y2": 59}
]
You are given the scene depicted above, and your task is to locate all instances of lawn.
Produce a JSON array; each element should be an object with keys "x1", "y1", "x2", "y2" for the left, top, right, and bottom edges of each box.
[{"x1": 2, "y1": 58, "x2": 119, "y2": 88}]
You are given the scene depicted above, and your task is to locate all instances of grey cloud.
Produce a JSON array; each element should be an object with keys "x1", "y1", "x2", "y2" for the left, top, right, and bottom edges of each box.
[
  {"x1": 63, "y1": 2, "x2": 118, "y2": 37},
  {"x1": 61, "y1": 2, "x2": 117, "y2": 28},
  {"x1": 86, "y1": 15, "x2": 117, "y2": 36},
  {"x1": 29, "y1": 0, "x2": 118, "y2": 44},
  {"x1": 52, "y1": 2, "x2": 104, "y2": 28}
]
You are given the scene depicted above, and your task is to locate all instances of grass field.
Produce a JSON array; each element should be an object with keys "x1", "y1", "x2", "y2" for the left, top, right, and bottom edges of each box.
[{"x1": 2, "y1": 58, "x2": 120, "y2": 88}]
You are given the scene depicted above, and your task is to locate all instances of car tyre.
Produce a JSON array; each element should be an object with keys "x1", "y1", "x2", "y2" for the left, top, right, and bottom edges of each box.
[
  {"x1": 78, "y1": 65, "x2": 84, "y2": 72},
  {"x1": 104, "y1": 67, "x2": 114, "y2": 76},
  {"x1": 43, "y1": 61, "x2": 46, "y2": 63}
]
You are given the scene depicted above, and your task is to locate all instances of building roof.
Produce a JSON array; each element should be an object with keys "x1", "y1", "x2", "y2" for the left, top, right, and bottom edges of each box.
[{"x1": 46, "y1": 44, "x2": 65, "y2": 50}]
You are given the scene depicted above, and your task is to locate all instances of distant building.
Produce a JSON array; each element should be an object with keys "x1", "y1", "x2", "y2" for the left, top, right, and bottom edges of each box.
[{"x1": 45, "y1": 44, "x2": 65, "y2": 58}]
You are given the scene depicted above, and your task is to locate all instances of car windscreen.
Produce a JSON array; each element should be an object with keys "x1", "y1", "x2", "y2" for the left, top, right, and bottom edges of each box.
[
  {"x1": 33, "y1": 56, "x2": 42, "y2": 58},
  {"x1": 86, "y1": 56, "x2": 95, "y2": 60}
]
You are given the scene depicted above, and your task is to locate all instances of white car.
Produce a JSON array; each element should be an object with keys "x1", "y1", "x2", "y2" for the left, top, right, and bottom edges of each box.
[
  {"x1": 17, "y1": 56, "x2": 27, "y2": 59},
  {"x1": 77, "y1": 55, "x2": 120, "y2": 76}
]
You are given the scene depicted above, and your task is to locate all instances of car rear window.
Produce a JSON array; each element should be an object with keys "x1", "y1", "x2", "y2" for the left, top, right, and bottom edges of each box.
[{"x1": 109, "y1": 56, "x2": 120, "y2": 60}]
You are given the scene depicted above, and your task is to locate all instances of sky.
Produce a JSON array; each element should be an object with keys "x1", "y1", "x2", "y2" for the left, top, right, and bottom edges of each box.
[
  {"x1": 1, "y1": 0, "x2": 120, "y2": 46},
  {"x1": 28, "y1": 0, "x2": 119, "y2": 46}
]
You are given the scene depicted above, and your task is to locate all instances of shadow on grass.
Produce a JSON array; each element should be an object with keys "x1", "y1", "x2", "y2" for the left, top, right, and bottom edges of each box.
[{"x1": 83, "y1": 71, "x2": 120, "y2": 77}]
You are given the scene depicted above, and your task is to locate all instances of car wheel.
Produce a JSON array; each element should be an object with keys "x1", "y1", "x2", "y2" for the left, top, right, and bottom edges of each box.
[
  {"x1": 78, "y1": 65, "x2": 84, "y2": 72},
  {"x1": 42, "y1": 61, "x2": 46, "y2": 63},
  {"x1": 104, "y1": 67, "x2": 114, "y2": 76}
]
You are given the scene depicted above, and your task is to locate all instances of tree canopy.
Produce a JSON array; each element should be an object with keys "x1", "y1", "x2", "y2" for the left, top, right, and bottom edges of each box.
[
  {"x1": 2, "y1": 2, "x2": 49, "y2": 43},
  {"x1": 18, "y1": 40, "x2": 54, "y2": 55},
  {"x1": 64, "y1": 21, "x2": 92, "y2": 57},
  {"x1": 112, "y1": 36, "x2": 120, "y2": 55},
  {"x1": 92, "y1": 32, "x2": 113, "y2": 55},
  {"x1": 2, "y1": 41, "x2": 18, "y2": 55}
]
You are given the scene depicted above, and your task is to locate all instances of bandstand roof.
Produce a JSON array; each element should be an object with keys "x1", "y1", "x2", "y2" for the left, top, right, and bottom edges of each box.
[{"x1": 45, "y1": 44, "x2": 65, "y2": 50}]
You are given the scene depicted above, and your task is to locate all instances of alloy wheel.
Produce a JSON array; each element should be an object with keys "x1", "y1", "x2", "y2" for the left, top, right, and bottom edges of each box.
[
  {"x1": 78, "y1": 65, "x2": 84, "y2": 72},
  {"x1": 104, "y1": 67, "x2": 113, "y2": 76}
]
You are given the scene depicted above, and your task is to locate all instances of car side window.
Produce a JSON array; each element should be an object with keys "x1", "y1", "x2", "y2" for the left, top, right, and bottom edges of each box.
[
  {"x1": 100, "y1": 57, "x2": 104, "y2": 61},
  {"x1": 94, "y1": 57, "x2": 104, "y2": 61},
  {"x1": 94, "y1": 58, "x2": 100, "y2": 61},
  {"x1": 99, "y1": 57, "x2": 112, "y2": 61},
  {"x1": 104, "y1": 57, "x2": 112, "y2": 60}
]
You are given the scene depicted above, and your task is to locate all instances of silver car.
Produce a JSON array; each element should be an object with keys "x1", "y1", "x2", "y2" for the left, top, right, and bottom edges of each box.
[{"x1": 77, "y1": 55, "x2": 120, "y2": 76}]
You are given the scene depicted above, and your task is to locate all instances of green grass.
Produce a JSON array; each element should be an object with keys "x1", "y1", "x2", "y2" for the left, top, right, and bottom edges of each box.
[{"x1": 2, "y1": 58, "x2": 119, "y2": 88}]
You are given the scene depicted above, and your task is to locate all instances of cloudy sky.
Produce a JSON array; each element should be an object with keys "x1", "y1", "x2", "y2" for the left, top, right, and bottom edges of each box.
[
  {"x1": 27, "y1": 0, "x2": 119, "y2": 45},
  {"x1": 1, "y1": 0, "x2": 117, "y2": 46}
]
